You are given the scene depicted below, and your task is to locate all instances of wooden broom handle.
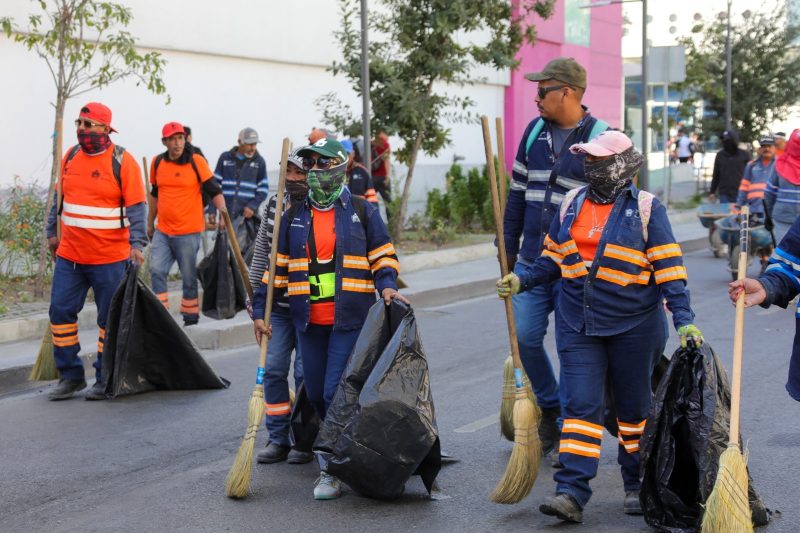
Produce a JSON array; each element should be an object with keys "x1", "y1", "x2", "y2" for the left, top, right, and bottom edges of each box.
[
  {"x1": 482, "y1": 116, "x2": 522, "y2": 371},
  {"x1": 220, "y1": 209, "x2": 254, "y2": 299},
  {"x1": 56, "y1": 116, "x2": 63, "y2": 241},
  {"x1": 730, "y1": 205, "x2": 749, "y2": 443},
  {"x1": 495, "y1": 117, "x2": 508, "y2": 217}
]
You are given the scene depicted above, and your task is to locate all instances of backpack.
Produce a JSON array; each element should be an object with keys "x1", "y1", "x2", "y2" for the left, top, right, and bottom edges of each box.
[
  {"x1": 560, "y1": 187, "x2": 655, "y2": 242},
  {"x1": 60, "y1": 144, "x2": 127, "y2": 228},
  {"x1": 153, "y1": 147, "x2": 210, "y2": 207},
  {"x1": 525, "y1": 117, "x2": 609, "y2": 156}
]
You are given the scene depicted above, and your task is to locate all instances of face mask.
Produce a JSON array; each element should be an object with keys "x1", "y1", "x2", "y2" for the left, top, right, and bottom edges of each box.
[
  {"x1": 584, "y1": 147, "x2": 643, "y2": 204},
  {"x1": 307, "y1": 161, "x2": 347, "y2": 208},
  {"x1": 77, "y1": 131, "x2": 111, "y2": 155},
  {"x1": 286, "y1": 179, "x2": 309, "y2": 202}
]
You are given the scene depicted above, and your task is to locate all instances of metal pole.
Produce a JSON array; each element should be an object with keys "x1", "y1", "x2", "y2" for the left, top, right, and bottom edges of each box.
[
  {"x1": 360, "y1": 0, "x2": 372, "y2": 175},
  {"x1": 724, "y1": 0, "x2": 733, "y2": 130},
  {"x1": 640, "y1": 0, "x2": 649, "y2": 190},
  {"x1": 663, "y1": 82, "x2": 671, "y2": 207}
]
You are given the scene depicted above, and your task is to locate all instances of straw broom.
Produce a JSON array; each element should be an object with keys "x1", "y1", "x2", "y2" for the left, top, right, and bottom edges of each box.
[
  {"x1": 225, "y1": 138, "x2": 290, "y2": 499},
  {"x1": 482, "y1": 116, "x2": 541, "y2": 503},
  {"x1": 701, "y1": 205, "x2": 753, "y2": 533}
]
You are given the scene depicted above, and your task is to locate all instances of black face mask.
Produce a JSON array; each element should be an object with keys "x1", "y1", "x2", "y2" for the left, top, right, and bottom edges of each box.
[
  {"x1": 286, "y1": 179, "x2": 309, "y2": 202},
  {"x1": 584, "y1": 147, "x2": 644, "y2": 204}
]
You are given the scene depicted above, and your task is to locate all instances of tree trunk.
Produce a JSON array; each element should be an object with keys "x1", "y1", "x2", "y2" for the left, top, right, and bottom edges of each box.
[{"x1": 392, "y1": 130, "x2": 424, "y2": 242}]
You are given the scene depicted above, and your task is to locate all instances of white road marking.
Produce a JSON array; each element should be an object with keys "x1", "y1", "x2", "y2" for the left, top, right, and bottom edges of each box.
[{"x1": 454, "y1": 413, "x2": 499, "y2": 433}]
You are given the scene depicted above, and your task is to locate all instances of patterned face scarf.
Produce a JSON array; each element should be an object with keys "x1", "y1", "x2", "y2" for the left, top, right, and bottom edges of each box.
[
  {"x1": 308, "y1": 161, "x2": 347, "y2": 208},
  {"x1": 77, "y1": 131, "x2": 111, "y2": 155},
  {"x1": 584, "y1": 147, "x2": 644, "y2": 204}
]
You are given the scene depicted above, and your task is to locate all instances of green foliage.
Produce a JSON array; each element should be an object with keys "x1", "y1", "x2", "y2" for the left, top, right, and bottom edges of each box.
[
  {"x1": 0, "y1": 178, "x2": 49, "y2": 276},
  {"x1": 675, "y1": 2, "x2": 800, "y2": 142},
  {"x1": 424, "y1": 162, "x2": 505, "y2": 232}
]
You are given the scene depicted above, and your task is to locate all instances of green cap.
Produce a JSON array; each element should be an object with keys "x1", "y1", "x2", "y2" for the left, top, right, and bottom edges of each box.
[
  {"x1": 299, "y1": 137, "x2": 348, "y2": 163},
  {"x1": 524, "y1": 57, "x2": 586, "y2": 89}
]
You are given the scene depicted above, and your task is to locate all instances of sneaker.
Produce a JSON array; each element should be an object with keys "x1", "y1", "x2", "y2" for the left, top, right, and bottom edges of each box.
[
  {"x1": 183, "y1": 318, "x2": 199, "y2": 327},
  {"x1": 257, "y1": 442, "x2": 290, "y2": 464},
  {"x1": 623, "y1": 491, "x2": 643, "y2": 515},
  {"x1": 539, "y1": 493, "x2": 583, "y2": 523},
  {"x1": 84, "y1": 381, "x2": 108, "y2": 401},
  {"x1": 287, "y1": 448, "x2": 314, "y2": 464},
  {"x1": 313, "y1": 471, "x2": 342, "y2": 500},
  {"x1": 539, "y1": 406, "x2": 561, "y2": 456},
  {"x1": 48, "y1": 378, "x2": 87, "y2": 401}
]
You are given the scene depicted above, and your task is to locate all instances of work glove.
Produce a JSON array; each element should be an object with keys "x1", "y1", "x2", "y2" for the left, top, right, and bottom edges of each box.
[
  {"x1": 496, "y1": 273, "x2": 521, "y2": 299},
  {"x1": 678, "y1": 324, "x2": 704, "y2": 348}
]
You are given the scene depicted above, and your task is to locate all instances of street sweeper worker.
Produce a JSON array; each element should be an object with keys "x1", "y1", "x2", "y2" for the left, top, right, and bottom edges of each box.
[
  {"x1": 735, "y1": 134, "x2": 776, "y2": 222},
  {"x1": 147, "y1": 121, "x2": 225, "y2": 326},
  {"x1": 497, "y1": 130, "x2": 703, "y2": 523},
  {"x1": 766, "y1": 129, "x2": 800, "y2": 243},
  {"x1": 252, "y1": 137, "x2": 408, "y2": 501},
  {"x1": 249, "y1": 148, "x2": 312, "y2": 466},
  {"x1": 729, "y1": 215, "x2": 800, "y2": 402},
  {"x1": 44, "y1": 102, "x2": 147, "y2": 401}
]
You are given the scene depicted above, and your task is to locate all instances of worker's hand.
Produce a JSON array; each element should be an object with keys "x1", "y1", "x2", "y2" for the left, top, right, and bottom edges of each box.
[
  {"x1": 254, "y1": 319, "x2": 272, "y2": 345},
  {"x1": 48, "y1": 236, "x2": 59, "y2": 260},
  {"x1": 382, "y1": 287, "x2": 410, "y2": 305},
  {"x1": 206, "y1": 213, "x2": 216, "y2": 226},
  {"x1": 729, "y1": 278, "x2": 767, "y2": 307},
  {"x1": 243, "y1": 207, "x2": 255, "y2": 219},
  {"x1": 130, "y1": 248, "x2": 145, "y2": 266},
  {"x1": 218, "y1": 214, "x2": 226, "y2": 230},
  {"x1": 147, "y1": 224, "x2": 155, "y2": 240},
  {"x1": 496, "y1": 273, "x2": 521, "y2": 299},
  {"x1": 708, "y1": 193, "x2": 717, "y2": 203},
  {"x1": 678, "y1": 324, "x2": 704, "y2": 348}
]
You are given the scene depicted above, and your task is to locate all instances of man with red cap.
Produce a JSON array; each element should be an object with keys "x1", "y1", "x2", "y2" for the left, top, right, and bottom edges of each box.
[
  {"x1": 45, "y1": 102, "x2": 147, "y2": 401},
  {"x1": 147, "y1": 121, "x2": 226, "y2": 326},
  {"x1": 766, "y1": 129, "x2": 800, "y2": 243}
]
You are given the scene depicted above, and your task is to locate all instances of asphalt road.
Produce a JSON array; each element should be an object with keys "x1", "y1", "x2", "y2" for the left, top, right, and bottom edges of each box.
[{"x1": 0, "y1": 250, "x2": 798, "y2": 532}]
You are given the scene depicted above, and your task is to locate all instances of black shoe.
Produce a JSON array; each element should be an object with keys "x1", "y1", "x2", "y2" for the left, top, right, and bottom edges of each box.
[
  {"x1": 539, "y1": 493, "x2": 583, "y2": 523},
  {"x1": 539, "y1": 406, "x2": 561, "y2": 456},
  {"x1": 48, "y1": 378, "x2": 87, "y2": 401},
  {"x1": 183, "y1": 318, "x2": 199, "y2": 327},
  {"x1": 257, "y1": 442, "x2": 290, "y2": 464},
  {"x1": 84, "y1": 381, "x2": 108, "y2": 401},
  {"x1": 623, "y1": 491, "x2": 643, "y2": 515},
  {"x1": 287, "y1": 448, "x2": 314, "y2": 464}
]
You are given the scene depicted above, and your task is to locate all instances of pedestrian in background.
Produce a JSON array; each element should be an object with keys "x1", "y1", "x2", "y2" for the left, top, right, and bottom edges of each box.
[
  {"x1": 371, "y1": 131, "x2": 392, "y2": 206},
  {"x1": 675, "y1": 129, "x2": 695, "y2": 164},
  {"x1": 45, "y1": 102, "x2": 147, "y2": 401},
  {"x1": 183, "y1": 125, "x2": 205, "y2": 158},
  {"x1": 340, "y1": 138, "x2": 378, "y2": 204},
  {"x1": 497, "y1": 130, "x2": 702, "y2": 523},
  {"x1": 148, "y1": 122, "x2": 225, "y2": 326},
  {"x1": 774, "y1": 131, "x2": 787, "y2": 158},
  {"x1": 766, "y1": 129, "x2": 800, "y2": 243},
  {"x1": 709, "y1": 129, "x2": 750, "y2": 204},
  {"x1": 250, "y1": 149, "x2": 312, "y2": 465},
  {"x1": 736, "y1": 134, "x2": 776, "y2": 224}
]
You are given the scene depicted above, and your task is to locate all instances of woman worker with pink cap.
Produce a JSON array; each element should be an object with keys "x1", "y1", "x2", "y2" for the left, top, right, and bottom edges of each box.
[{"x1": 497, "y1": 130, "x2": 702, "y2": 523}]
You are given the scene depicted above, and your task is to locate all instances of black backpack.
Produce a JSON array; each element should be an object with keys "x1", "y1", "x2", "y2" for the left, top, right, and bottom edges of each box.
[
  {"x1": 153, "y1": 147, "x2": 211, "y2": 207},
  {"x1": 60, "y1": 144, "x2": 127, "y2": 228}
]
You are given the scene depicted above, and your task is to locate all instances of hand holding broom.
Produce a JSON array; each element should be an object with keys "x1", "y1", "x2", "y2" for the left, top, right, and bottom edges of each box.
[
  {"x1": 225, "y1": 138, "x2": 290, "y2": 499},
  {"x1": 481, "y1": 116, "x2": 542, "y2": 504}
]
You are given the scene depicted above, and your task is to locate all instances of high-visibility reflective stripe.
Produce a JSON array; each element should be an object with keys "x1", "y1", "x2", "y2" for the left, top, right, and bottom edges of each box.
[
  {"x1": 542, "y1": 249, "x2": 563, "y2": 264},
  {"x1": 288, "y1": 282, "x2": 311, "y2": 295},
  {"x1": 368, "y1": 243, "x2": 396, "y2": 262},
  {"x1": 61, "y1": 215, "x2": 129, "y2": 229},
  {"x1": 273, "y1": 275, "x2": 289, "y2": 288},
  {"x1": 51, "y1": 323, "x2": 78, "y2": 334},
  {"x1": 371, "y1": 257, "x2": 400, "y2": 274},
  {"x1": 560, "y1": 439, "x2": 602, "y2": 458},
  {"x1": 604, "y1": 244, "x2": 649, "y2": 268},
  {"x1": 62, "y1": 202, "x2": 125, "y2": 218},
  {"x1": 343, "y1": 255, "x2": 370, "y2": 270},
  {"x1": 527, "y1": 169, "x2": 551, "y2": 183},
  {"x1": 342, "y1": 278, "x2": 376, "y2": 293},
  {"x1": 596, "y1": 266, "x2": 651, "y2": 286},
  {"x1": 261, "y1": 271, "x2": 269, "y2": 283},
  {"x1": 264, "y1": 401, "x2": 292, "y2": 416},
  {"x1": 646, "y1": 243, "x2": 682, "y2": 261},
  {"x1": 618, "y1": 436, "x2": 640, "y2": 453},
  {"x1": 559, "y1": 262, "x2": 588, "y2": 278},
  {"x1": 617, "y1": 419, "x2": 646, "y2": 434},
  {"x1": 555, "y1": 175, "x2": 584, "y2": 189},
  {"x1": 52, "y1": 334, "x2": 79, "y2": 346},
  {"x1": 510, "y1": 179, "x2": 527, "y2": 191},
  {"x1": 562, "y1": 419, "x2": 604, "y2": 438},
  {"x1": 97, "y1": 341, "x2": 104, "y2": 352},
  {"x1": 512, "y1": 161, "x2": 527, "y2": 176},
  {"x1": 558, "y1": 239, "x2": 578, "y2": 255},
  {"x1": 98, "y1": 327, "x2": 106, "y2": 336},
  {"x1": 276, "y1": 254, "x2": 290, "y2": 266},
  {"x1": 288, "y1": 260, "x2": 308, "y2": 272},
  {"x1": 654, "y1": 265, "x2": 688, "y2": 284},
  {"x1": 181, "y1": 298, "x2": 199, "y2": 313},
  {"x1": 544, "y1": 235, "x2": 559, "y2": 251}
]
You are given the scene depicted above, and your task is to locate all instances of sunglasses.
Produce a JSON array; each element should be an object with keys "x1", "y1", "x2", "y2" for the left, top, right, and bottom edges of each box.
[
  {"x1": 537, "y1": 85, "x2": 568, "y2": 100},
  {"x1": 302, "y1": 155, "x2": 334, "y2": 170},
  {"x1": 74, "y1": 119, "x2": 103, "y2": 128}
]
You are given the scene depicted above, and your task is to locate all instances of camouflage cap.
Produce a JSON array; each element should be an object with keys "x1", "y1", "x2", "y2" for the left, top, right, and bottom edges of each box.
[{"x1": 524, "y1": 57, "x2": 587, "y2": 89}]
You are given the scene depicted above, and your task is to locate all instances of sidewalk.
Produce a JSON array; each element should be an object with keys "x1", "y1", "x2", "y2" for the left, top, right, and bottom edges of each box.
[{"x1": 0, "y1": 209, "x2": 708, "y2": 393}]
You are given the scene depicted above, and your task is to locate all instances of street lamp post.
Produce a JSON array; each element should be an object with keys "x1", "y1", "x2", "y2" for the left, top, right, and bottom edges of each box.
[
  {"x1": 725, "y1": 0, "x2": 732, "y2": 130},
  {"x1": 360, "y1": 0, "x2": 372, "y2": 174}
]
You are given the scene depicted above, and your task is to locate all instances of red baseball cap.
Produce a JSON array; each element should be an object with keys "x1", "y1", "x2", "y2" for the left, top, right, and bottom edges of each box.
[
  {"x1": 569, "y1": 130, "x2": 633, "y2": 157},
  {"x1": 79, "y1": 102, "x2": 117, "y2": 132},
  {"x1": 162, "y1": 121, "x2": 186, "y2": 139}
]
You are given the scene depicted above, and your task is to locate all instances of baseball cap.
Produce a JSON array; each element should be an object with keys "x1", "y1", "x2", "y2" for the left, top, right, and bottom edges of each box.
[
  {"x1": 340, "y1": 139, "x2": 354, "y2": 154},
  {"x1": 161, "y1": 121, "x2": 185, "y2": 139},
  {"x1": 569, "y1": 130, "x2": 633, "y2": 157},
  {"x1": 524, "y1": 57, "x2": 587, "y2": 89},
  {"x1": 299, "y1": 137, "x2": 348, "y2": 162},
  {"x1": 287, "y1": 148, "x2": 304, "y2": 170},
  {"x1": 79, "y1": 102, "x2": 117, "y2": 132},
  {"x1": 238, "y1": 127, "x2": 260, "y2": 144},
  {"x1": 759, "y1": 135, "x2": 776, "y2": 146}
]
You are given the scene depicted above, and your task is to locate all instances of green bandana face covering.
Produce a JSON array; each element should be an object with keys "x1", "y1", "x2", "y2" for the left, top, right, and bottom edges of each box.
[{"x1": 308, "y1": 161, "x2": 347, "y2": 208}]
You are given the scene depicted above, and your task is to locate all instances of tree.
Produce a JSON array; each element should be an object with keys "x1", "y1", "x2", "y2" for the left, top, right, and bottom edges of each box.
[
  {"x1": 2, "y1": 0, "x2": 168, "y2": 296},
  {"x1": 319, "y1": 0, "x2": 555, "y2": 240},
  {"x1": 675, "y1": 1, "x2": 800, "y2": 143}
]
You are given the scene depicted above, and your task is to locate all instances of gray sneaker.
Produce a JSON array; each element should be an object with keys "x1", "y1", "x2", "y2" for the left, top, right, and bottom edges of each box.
[
  {"x1": 313, "y1": 471, "x2": 342, "y2": 500},
  {"x1": 540, "y1": 493, "x2": 583, "y2": 523},
  {"x1": 623, "y1": 491, "x2": 643, "y2": 515},
  {"x1": 48, "y1": 378, "x2": 87, "y2": 401}
]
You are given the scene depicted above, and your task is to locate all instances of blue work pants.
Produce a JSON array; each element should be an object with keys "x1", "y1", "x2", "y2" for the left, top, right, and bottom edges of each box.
[
  {"x1": 150, "y1": 230, "x2": 201, "y2": 321},
  {"x1": 263, "y1": 307, "x2": 304, "y2": 446}
]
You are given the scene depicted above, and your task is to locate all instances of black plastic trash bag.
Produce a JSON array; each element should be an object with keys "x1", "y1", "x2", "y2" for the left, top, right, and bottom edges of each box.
[
  {"x1": 197, "y1": 231, "x2": 247, "y2": 319},
  {"x1": 314, "y1": 300, "x2": 441, "y2": 500},
  {"x1": 101, "y1": 264, "x2": 229, "y2": 398},
  {"x1": 639, "y1": 343, "x2": 769, "y2": 532},
  {"x1": 290, "y1": 382, "x2": 321, "y2": 453}
]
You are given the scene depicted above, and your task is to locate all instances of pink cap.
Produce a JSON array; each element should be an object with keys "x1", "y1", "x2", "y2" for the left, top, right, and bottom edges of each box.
[{"x1": 569, "y1": 130, "x2": 632, "y2": 157}]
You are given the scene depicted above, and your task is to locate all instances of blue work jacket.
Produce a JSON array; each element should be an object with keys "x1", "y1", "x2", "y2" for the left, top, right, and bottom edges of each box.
[
  {"x1": 212, "y1": 148, "x2": 268, "y2": 217},
  {"x1": 518, "y1": 185, "x2": 694, "y2": 336}
]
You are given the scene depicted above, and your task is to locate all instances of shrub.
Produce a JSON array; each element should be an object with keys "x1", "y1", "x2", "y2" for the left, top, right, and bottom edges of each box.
[{"x1": 0, "y1": 177, "x2": 47, "y2": 277}]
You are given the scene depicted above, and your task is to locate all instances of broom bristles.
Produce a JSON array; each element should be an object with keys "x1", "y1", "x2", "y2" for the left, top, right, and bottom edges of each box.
[
  {"x1": 500, "y1": 356, "x2": 536, "y2": 442},
  {"x1": 30, "y1": 325, "x2": 58, "y2": 381},
  {"x1": 225, "y1": 386, "x2": 265, "y2": 499},
  {"x1": 701, "y1": 444, "x2": 753, "y2": 533},
  {"x1": 491, "y1": 389, "x2": 541, "y2": 503}
]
